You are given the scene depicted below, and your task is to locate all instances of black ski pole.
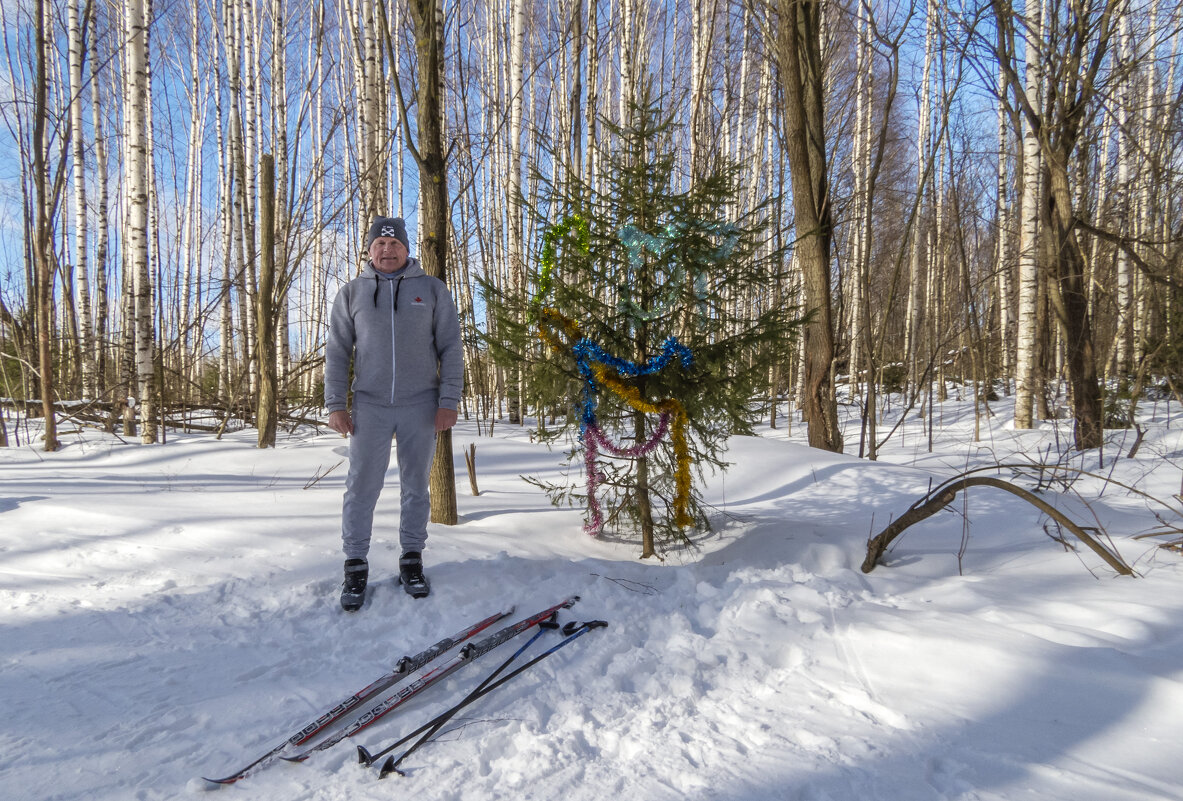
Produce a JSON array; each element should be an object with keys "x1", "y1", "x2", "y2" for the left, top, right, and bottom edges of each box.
[
  {"x1": 357, "y1": 618, "x2": 555, "y2": 769},
  {"x1": 372, "y1": 619, "x2": 608, "y2": 779}
]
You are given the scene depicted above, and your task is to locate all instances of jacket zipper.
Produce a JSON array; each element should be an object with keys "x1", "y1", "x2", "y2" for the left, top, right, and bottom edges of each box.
[{"x1": 395, "y1": 278, "x2": 404, "y2": 402}]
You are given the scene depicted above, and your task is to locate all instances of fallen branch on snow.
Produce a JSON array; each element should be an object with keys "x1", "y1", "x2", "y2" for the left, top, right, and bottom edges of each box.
[{"x1": 861, "y1": 474, "x2": 1135, "y2": 577}]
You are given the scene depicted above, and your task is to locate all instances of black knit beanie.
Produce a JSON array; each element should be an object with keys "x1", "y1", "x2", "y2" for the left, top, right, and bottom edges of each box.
[{"x1": 365, "y1": 216, "x2": 410, "y2": 252}]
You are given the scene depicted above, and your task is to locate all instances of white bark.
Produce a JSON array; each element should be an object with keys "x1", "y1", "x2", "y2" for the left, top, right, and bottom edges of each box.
[
  {"x1": 124, "y1": 0, "x2": 156, "y2": 442},
  {"x1": 584, "y1": 0, "x2": 599, "y2": 192},
  {"x1": 848, "y1": 6, "x2": 871, "y2": 396},
  {"x1": 308, "y1": 0, "x2": 328, "y2": 394},
  {"x1": 179, "y1": 0, "x2": 206, "y2": 394},
  {"x1": 905, "y1": 0, "x2": 934, "y2": 392},
  {"x1": 88, "y1": 0, "x2": 111, "y2": 392},
  {"x1": 67, "y1": 0, "x2": 94, "y2": 398},
  {"x1": 996, "y1": 58, "x2": 1013, "y2": 387},
  {"x1": 1013, "y1": 0, "x2": 1043, "y2": 430},
  {"x1": 1113, "y1": 8, "x2": 1132, "y2": 375},
  {"x1": 215, "y1": 1, "x2": 234, "y2": 401},
  {"x1": 689, "y1": 0, "x2": 719, "y2": 177},
  {"x1": 507, "y1": 0, "x2": 528, "y2": 290},
  {"x1": 271, "y1": 0, "x2": 290, "y2": 389}
]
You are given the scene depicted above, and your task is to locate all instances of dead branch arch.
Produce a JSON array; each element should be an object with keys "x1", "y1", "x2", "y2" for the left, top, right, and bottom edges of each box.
[{"x1": 862, "y1": 474, "x2": 1134, "y2": 576}]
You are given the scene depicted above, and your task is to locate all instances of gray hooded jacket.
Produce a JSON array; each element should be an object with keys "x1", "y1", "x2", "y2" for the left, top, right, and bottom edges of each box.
[{"x1": 324, "y1": 257, "x2": 463, "y2": 412}]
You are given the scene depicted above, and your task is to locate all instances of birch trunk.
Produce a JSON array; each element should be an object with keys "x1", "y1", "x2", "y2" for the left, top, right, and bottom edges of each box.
[
  {"x1": 1013, "y1": 0, "x2": 1042, "y2": 431},
  {"x1": 214, "y1": 25, "x2": 234, "y2": 404},
  {"x1": 619, "y1": 0, "x2": 634, "y2": 126},
  {"x1": 89, "y1": 4, "x2": 110, "y2": 398},
  {"x1": 905, "y1": 0, "x2": 935, "y2": 399},
  {"x1": 67, "y1": 0, "x2": 94, "y2": 400},
  {"x1": 848, "y1": 7, "x2": 869, "y2": 406},
  {"x1": 584, "y1": 0, "x2": 599, "y2": 193},
  {"x1": 1113, "y1": 9, "x2": 1133, "y2": 379},
  {"x1": 996, "y1": 57, "x2": 1013, "y2": 390},
  {"x1": 179, "y1": 0, "x2": 205, "y2": 397},
  {"x1": 125, "y1": 0, "x2": 156, "y2": 443},
  {"x1": 689, "y1": 0, "x2": 719, "y2": 178},
  {"x1": 350, "y1": 0, "x2": 387, "y2": 228},
  {"x1": 308, "y1": 0, "x2": 328, "y2": 394},
  {"x1": 506, "y1": 0, "x2": 528, "y2": 423},
  {"x1": 270, "y1": 0, "x2": 290, "y2": 394},
  {"x1": 997, "y1": 0, "x2": 1114, "y2": 449}
]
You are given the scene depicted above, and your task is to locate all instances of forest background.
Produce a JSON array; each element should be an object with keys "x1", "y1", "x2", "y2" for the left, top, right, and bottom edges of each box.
[{"x1": 1, "y1": 0, "x2": 1181, "y2": 488}]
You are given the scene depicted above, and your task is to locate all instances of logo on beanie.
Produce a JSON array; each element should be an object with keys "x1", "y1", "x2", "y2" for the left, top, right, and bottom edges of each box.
[{"x1": 381, "y1": 226, "x2": 397, "y2": 238}]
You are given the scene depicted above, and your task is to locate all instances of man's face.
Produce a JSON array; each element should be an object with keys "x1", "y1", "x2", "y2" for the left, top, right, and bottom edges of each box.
[{"x1": 369, "y1": 236, "x2": 408, "y2": 274}]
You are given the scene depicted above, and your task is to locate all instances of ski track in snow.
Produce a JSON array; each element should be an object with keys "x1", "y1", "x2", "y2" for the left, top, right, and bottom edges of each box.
[{"x1": 2, "y1": 398, "x2": 1182, "y2": 801}]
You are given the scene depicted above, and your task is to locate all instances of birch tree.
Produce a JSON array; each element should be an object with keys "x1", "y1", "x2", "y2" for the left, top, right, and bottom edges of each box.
[
  {"x1": 67, "y1": 0, "x2": 95, "y2": 400},
  {"x1": 992, "y1": 0, "x2": 1118, "y2": 449},
  {"x1": 904, "y1": 0, "x2": 935, "y2": 398},
  {"x1": 88, "y1": 2, "x2": 112, "y2": 402},
  {"x1": 124, "y1": 0, "x2": 157, "y2": 443},
  {"x1": 506, "y1": 0, "x2": 529, "y2": 422},
  {"x1": 1010, "y1": 0, "x2": 1042, "y2": 431},
  {"x1": 995, "y1": 43, "x2": 1015, "y2": 388}
]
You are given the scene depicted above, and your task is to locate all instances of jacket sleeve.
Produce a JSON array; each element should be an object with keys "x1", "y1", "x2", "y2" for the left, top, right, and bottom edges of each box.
[
  {"x1": 323, "y1": 284, "x2": 355, "y2": 412},
  {"x1": 433, "y1": 281, "x2": 464, "y2": 411}
]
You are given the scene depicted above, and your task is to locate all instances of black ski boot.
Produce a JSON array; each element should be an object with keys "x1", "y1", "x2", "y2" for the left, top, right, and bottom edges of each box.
[
  {"x1": 398, "y1": 552, "x2": 430, "y2": 599},
  {"x1": 341, "y1": 558, "x2": 368, "y2": 612}
]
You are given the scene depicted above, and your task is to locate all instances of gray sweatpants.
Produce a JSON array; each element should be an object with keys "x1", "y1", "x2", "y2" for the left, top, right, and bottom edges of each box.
[{"x1": 341, "y1": 399, "x2": 438, "y2": 560}]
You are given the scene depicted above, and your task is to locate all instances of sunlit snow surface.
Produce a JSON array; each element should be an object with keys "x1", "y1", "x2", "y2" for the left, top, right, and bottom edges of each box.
[{"x1": 2, "y1": 393, "x2": 1181, "y2": 801}]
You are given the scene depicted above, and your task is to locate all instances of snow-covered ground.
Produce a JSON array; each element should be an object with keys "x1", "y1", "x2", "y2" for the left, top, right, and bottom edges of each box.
[{"x1": 2, "y1": 391, "x2": 1181, "y2": 801}]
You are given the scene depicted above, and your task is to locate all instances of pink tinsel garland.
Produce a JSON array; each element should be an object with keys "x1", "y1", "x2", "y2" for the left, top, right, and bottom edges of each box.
[{"x1": 581, "y1": 414, "x2": 671, "y2": 535}]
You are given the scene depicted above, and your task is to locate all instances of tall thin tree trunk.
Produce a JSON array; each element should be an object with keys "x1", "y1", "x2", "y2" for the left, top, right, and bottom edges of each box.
[
  {"x1": 33, "y1": 0, "x2": 57, "y2": 450},
  {"x1": 125, "y1": 0, "x2": 156, "y2": 443},
  {"x1": 776, "y1": 0, "x2": 842, "y2": 452},
  {"x1": 214, "y1": 36, "x2": 234, "y2": 404},
  {"x1": 506, "y1": 0, "x2": 528, "y2": 424},
  {"x1": 67, "y1": 0, "x2": 94, "y2": 400},
  {"x1": 256, "y1": 154, "x2": 277, "y2": 447},
  {"x1": 995, "y1": 55, "x2": 1014, "y2": 390},
  {"x1": 1013, "y1": 0, "x2": 1042, "y2": 430},
  {"x1": 407, "y1": 0, "x2": 458, "y2": 525},
  {"x1": 1113, "y1": 9, "x2": 1133, "y2": 380},
  {"x1": 89, "y1": 3, "x2": 110, "y2": 400},
  {"x1": 905, "y1": 0, "x2": 934, "y2": 401},
  {"x1": 270, "y1": 0, "x2": 290, "y2": 398}
]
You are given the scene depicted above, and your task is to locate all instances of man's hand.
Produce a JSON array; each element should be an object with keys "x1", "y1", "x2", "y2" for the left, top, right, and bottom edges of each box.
[
  {"x1": 328, "y1": 410, "x2": 354, "y2": 436},
  {"x1": 435, "y1": 408, "x2": 458, "y2": 433}
]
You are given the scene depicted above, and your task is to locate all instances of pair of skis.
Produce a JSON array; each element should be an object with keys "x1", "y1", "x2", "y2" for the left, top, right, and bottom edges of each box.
[{"x1": 203, "y1": 596, "x2": 580, "y2": 785}]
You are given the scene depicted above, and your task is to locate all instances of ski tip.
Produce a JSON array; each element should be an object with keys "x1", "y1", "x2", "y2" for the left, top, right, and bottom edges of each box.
[
  {"x1": 356, "y1": 745, "x2": 374, "y2": 766},
  {"x1": 378, "y1": 756, "x2": 404, "y2": 780},
  {"x1": 201, "y1": 775, "x2": 238, "y2": 787}
]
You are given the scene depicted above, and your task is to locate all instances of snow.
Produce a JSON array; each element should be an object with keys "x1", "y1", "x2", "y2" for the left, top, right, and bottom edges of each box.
[{"x1": 2, "y1": 393, "x2": 1182, "y2": 801}]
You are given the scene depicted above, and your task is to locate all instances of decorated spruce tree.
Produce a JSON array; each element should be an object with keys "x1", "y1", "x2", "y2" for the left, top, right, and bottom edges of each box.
[{"x1": 483, "y1": 95, "x2": 799, "y2": 557}]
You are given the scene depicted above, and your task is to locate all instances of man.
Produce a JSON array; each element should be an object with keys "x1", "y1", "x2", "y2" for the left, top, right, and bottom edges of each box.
[{"x1": 324, "y1": 216, "x2": 463, "y2": 610}]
